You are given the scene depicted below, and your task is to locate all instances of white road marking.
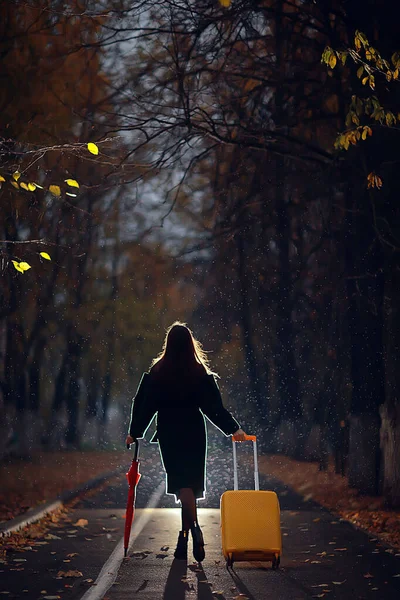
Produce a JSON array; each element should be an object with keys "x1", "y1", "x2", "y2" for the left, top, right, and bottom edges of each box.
[{"x1": 79, "y1": 481, "x2": 165, "y2": 600}]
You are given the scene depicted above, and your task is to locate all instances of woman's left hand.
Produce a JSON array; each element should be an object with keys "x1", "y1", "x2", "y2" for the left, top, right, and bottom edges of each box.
[{"x1": 232, "y1": 428, "x2": 247, "y2": 441}]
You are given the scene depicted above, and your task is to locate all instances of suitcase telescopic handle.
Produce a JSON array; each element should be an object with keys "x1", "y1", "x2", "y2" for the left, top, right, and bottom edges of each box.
[{"x1": 231, "y1": 435, "x2": 259, "y2": 491}]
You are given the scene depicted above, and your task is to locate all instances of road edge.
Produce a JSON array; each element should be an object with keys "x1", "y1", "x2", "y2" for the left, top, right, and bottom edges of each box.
[{"x1": 0, "y1": 464, "x2": 127, "y2": 537}]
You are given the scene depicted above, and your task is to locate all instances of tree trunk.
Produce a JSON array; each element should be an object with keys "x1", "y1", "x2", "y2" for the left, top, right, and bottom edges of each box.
[
  {"x1": 380, "y1": 256, "x2": 400, "y2": 506},
  {"x1": 348, "y1": 413, "x2": 381, "y2": 494},
  {"x1": 272, "y1": 2, "x2": 302, "y2": 457},
  {"x1": 65, "y1": 336, "x2": 83, "y2": 448},
  {"x1": 44, "y1": 349, "x2": 69, "y2": 449},
  {"x1": 380, "y1": 403, "x2": 400, "y2": 506},
  {"x1": 27, "y1": 337, "x2": 46, "y2": 450},
  {"x1": 346, "y1": 191, "x2": 385, "y2": 494},
  {"x1": 236, "y1": 225, "x2": 269, "y2": 446}
]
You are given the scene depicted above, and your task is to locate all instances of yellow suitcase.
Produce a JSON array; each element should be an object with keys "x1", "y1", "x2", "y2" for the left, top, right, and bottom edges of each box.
[{"x1": 220, "y1": 435, "x2": 282, "y2": 568}]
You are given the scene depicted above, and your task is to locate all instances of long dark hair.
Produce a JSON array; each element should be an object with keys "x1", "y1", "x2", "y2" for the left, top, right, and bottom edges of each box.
[{"x1": 150, "y1": 321, "x2": 216, "y2": 377}]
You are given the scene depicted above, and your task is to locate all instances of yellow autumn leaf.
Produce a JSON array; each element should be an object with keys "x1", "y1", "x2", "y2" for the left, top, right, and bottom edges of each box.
[
  {"x1": 28, "y1": 183, "x2": 37, "y2": 191},
  {"x1": 219, "y1": 0, "x2": 231, "y2": 6},
  {"x1": 19, "y1": 261, "x2": 31, "y2": 271},
  {"x1": 49, "y1": 185, "x2": 61, "y2": 197},
  {"x1": 13, "y1": 171, "x2": 21, "y2": 181},
  {"x1": 87, "y1": 142, "x2": 99, "y2": 155},
  {"x1": 20, "y1": 182, "x2": 29, "y2": 191},
  {"x1": 11, "y1": 181, "x2": 19, "y2": 189},
  {"x1": 12, "y1": 260, "x2": 31, "y2": 273},
  {"x1": 367, "y1": 172, "x2": 383, "y2": 189},
  {"x1": 0, "y1": 175, "x2": 5, "y2": 182},
  {"x1": 40, "y1": 252, "x2": 51, "y2": 261},
  {"x1": 12, "y1": 260, "x2": 24, "y2": 273},
  {"x1": 328, "y1": 54, "x2": 337, "y2": 69},
  {"x1": 65, "y1": 179, "x2": 80, "y2": 188}
]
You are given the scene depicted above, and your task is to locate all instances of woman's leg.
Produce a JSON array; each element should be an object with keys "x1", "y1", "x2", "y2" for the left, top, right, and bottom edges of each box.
[
  {"x1": 178, "y1": 487, "x2": 205, "y2": 562},
  {"x1": 173, "y1": 487, "x2": 196, "y2": 560},
  {"x1": 178, "y1": 487, "x2": 197, "y2": 531}
]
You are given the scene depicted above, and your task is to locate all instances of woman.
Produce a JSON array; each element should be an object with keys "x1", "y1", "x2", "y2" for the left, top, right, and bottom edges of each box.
[{"x1": 125, "y1": 322, "x2": 246, "y2": 563}]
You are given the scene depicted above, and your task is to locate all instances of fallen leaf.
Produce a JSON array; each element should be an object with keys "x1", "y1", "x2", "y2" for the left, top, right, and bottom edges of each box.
[
  {"x1": 364, "y1": 573, "x2": 374, "y2": 579},
  {"x1": 332, "y1": 580, "x2": 346, "y2": 585},
  {"x1": 57, "y1": 570, "x2": 83, "y2": 578},
  {"x1": 66, "y1": 553, "x2": 78, "y2": 558},
  {"x1": 45, "y1": 534, "x2": 61, "y2": 540},
  {"x1": 73, "y1": 519, "x2": 88, "y2": 528},
  {"x1": 334, "y1": 547, "x2": 347, "y2": 551}
]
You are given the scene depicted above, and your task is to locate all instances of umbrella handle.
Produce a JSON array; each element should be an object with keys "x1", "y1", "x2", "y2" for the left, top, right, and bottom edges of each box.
[{"x1": 127, "y1": 439, "x2": 139, "y2": 460}]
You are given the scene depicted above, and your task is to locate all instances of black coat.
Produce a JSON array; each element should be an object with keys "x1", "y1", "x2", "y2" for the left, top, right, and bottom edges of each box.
[{"x1": 128, "y1": 370, "x2": 240, "y2": 499}]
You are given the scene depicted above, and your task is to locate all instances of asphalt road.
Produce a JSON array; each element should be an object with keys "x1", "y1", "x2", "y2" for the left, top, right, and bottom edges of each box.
[{"x1": 2, "y1": 439, "x2": 400, "y2": 600}]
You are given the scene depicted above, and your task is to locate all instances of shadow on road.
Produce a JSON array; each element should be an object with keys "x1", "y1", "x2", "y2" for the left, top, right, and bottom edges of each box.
[
  {"x1": 228, "y1": 566, "x2": 257, "y2": 600},
  {"x1": 190, "y1": 564, "x2": 216, "y2": 600},
  {"x1": 162, "y1": 558, "x2": 188, "y2": 600},
  {"x1": 162, "y1": 560, "x2": 217, "y2": 600}
]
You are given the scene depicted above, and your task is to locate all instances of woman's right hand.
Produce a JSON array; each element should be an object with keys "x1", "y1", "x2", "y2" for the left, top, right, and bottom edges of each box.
[
  {"x1": 232, "y1": 428, "x2": 247, "y2": 441},
  {"x1": 126, "y1": 435, "x2": 135, "y2": 447}
]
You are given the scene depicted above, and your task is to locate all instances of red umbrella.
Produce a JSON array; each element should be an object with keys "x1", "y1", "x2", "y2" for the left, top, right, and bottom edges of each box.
[{"x1": 124, "y1": 440, "x2": 141, "y2": 557}]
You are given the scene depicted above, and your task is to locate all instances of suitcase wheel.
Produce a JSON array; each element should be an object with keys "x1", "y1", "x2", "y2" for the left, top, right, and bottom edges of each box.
[{"x1": 272, "y1": 554, "x2": 280, "y2": 570}]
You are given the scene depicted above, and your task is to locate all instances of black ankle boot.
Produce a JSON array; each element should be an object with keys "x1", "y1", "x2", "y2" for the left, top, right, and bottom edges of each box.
[
  {"x1": 174, "y1": 530, "x2": 188, "y2": 560},
  {"x1": 191, "y1": 524, "x2": 205, "y2": 562}
]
